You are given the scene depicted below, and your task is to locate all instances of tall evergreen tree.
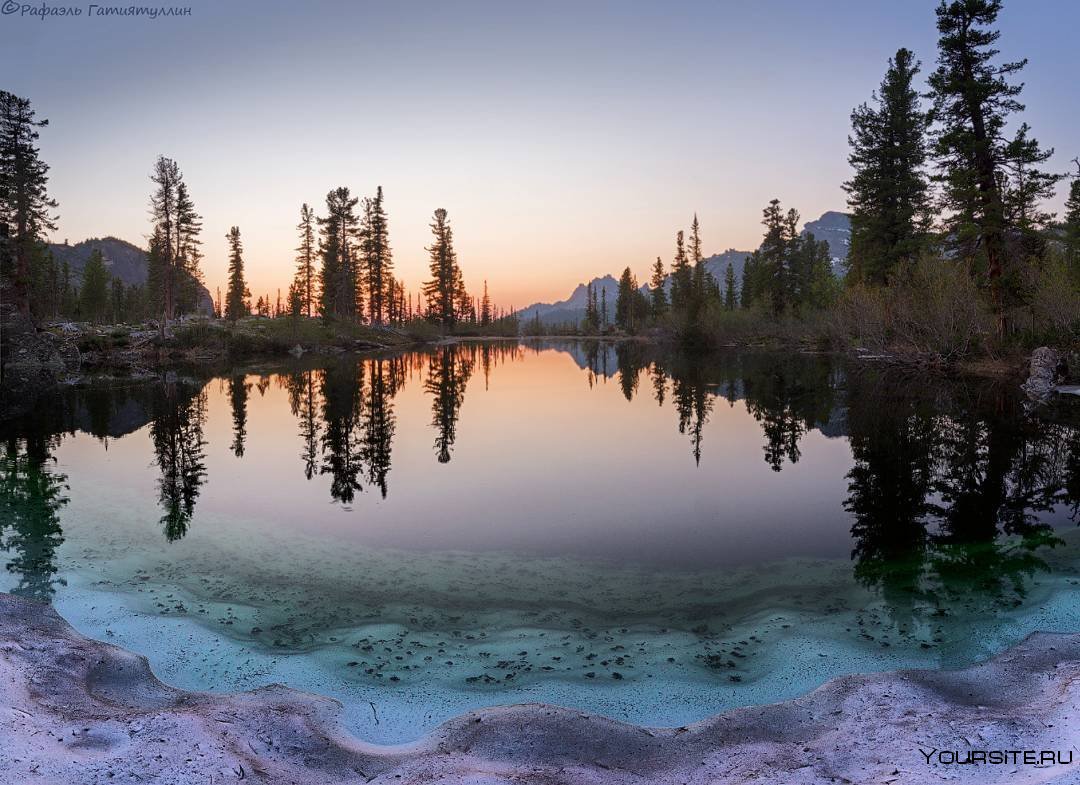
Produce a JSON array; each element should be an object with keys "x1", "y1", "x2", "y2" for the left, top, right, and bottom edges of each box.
[
  {"x1": 1000, "y1": 122, "x2": 1061, "y2": 261},
  {"x1": 1064, "y1": 168, "x2": 1080, "y2": 279},
  {"x1": 361, "y1": 186, "x2": 392, "y2": 324},
  {"x1": 147, "y1": 156, "x2": 195, "y2": 327},
  {"x1": 174, "y1": 180, "x2": 203, "y2": 314},
  {"x1": 59, "y1": 260, "x2": 75, "y2": 316},
  {"x1": 614, "y1": 267, "x2": 636, "y2": 331},
  {"x1": 78, "y1": 249, "x2": 110, "y2": 322},
  {"x1": 224, "y1": 226, "x2": 249, "y2": 322},
  {"x1": 844, "y1": 48, "x2": 932, "y2": 285},
  {"x1": 293, "y1": 203, "x2": 317, "y2": 317},
  {"x1": 480, "y1": 280, "x2": 492, "y2": 327},
  {"x1": 0, "y1": 91, "x2": 58, "y2": 317},
  {"x1": 928, "y1": 0, "x2": 1059, "y2": 334},
  {"x1": 110, "y1": 277, "x2": 125, "y2": 323},
  {"x1": 723, "y1": 262, "x2": 737, "y2": 310},
  {"x1": 759, "y1": 199, "x2": 792, "y2": 315},
  {"x1": 649, "y1": 256, "x2": 667, "y2": 319},
  {"x1": 318, "y1": 187, "x2": 361, "y2": 321},
  {"x1": 582, "y1": 282, "x2": 600, "y2": 333},
  {"x1": 669, "y1": 230, "x2": 691, "y2": 313},
  {"x1": 422, "y1": 208, "x2": 465, "y2": 329}
]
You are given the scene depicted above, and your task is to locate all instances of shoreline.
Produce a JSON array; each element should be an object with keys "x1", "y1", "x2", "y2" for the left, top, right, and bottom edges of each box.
[{"x1": 1, "y1": 592, "x2": 1078, "y2": 783}]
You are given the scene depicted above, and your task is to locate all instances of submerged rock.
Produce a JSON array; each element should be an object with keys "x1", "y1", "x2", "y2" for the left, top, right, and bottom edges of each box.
[{"x1": 1, "y1": 592, "x2": 1078, "y2": 783}]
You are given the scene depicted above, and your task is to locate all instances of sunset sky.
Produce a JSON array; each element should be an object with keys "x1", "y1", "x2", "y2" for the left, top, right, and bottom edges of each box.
[{"x1": 3, "y1": 0, "x2": 1077, "y2": 307}]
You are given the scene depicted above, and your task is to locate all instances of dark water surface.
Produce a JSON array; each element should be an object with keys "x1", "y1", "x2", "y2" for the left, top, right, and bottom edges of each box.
[{"x1": 1, "y1": 340, "x2": 1078, "y2": 742}]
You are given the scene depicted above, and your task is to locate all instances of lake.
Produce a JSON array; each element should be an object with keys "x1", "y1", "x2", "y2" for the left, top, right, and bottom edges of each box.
[{"x1": 1, "y1": 340, "x2": 1078, "y2": 743}]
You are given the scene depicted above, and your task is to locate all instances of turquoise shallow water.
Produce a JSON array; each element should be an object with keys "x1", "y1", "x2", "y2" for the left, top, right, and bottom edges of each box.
[{"x1": 2, "y1": 343, "x2": 1079, "y2": 743}]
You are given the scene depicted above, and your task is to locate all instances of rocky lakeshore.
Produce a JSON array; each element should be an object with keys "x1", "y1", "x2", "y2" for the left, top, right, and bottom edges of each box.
[{"x1": 0, "y1": 593, "x2": 1077, "y2": 784}]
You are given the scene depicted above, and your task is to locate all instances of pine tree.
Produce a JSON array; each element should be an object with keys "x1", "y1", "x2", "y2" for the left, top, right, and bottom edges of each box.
[
  {"x1": 422, "y1": 208, "x2": 465, "y2": 329},
  {"x1": 147, "y1": 156, "x2": 187, "y2": 327},
  {"x1": 287, "y1": 282, "x2": 303, "y2": 320},
  {"x1": 59, "y1": 260, "x2": 76, "y2": 316},
  {"x1": 582, "y1": 282, "x2": 599, "y2": 333},
  {"x1": 740, "y1": 251, "x2": 760, "y2": 308},
  {"x1": 79, "y1": 248, "x2": 110, "y2": 322},
  {"x1": 669, "y1": 230, "x2": 691, "y2": 312},
  {"x1": 615, "y1": 267, "x2": 635, "y2": 331},
  {"x1": 760, "y1": 199, "x2": 791, "y2": 315},
  {"x1": 1065, "y1": 168, "x2": 1080, "y2": 279},
  {"x1": 1001, "y1": 122, "x2": 1061, "y2": 261},
  {"x1": 723, "y1": 262, "x2": 737, "y2": 310},
  {"x1": 480, "y1": 280, "x2": 492, "y2": 327},
  {"x1": 174, "y1": 180, "x2": 203, "y2": 314},
  {"x1": 0, "y1": 91, "x2": 59, "y2": 317},
  {"x1": 688, "y1": 214, "x2": 703, "y2": 270},
  {"x1": 361, "y1": 186, "x2": 392, "y2": 324},
  {"x1": 928, "y1": 0, "x2": 1060, "y2": 334},
  {"x1": 224, "y1": 226, "x2": 249, "y2": 322},
  {"x1": 110, "y1": 277, "x2": 125, "y2": 323},
  {"x1": 293, "y1": 203, "x2": 317, "y2": 317},
  {"x1": 318, "y1": 187, "x2": 361, "y2": 321},
  {"x1": 650, "y1": 256, "x2": 667, "y2": 319},
  {"x1": 600, "y1": 286, "x2": 608, "y2": 329},
  {"x1": 844, "y1": 48, "x2": 932, "y2": 285},
  {"x1": 144, "y1": 228, "x2": 166, "y2": 320}
]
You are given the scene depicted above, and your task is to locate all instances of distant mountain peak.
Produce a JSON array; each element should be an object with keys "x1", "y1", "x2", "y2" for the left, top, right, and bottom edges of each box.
[
  {"x1": 519, "y1": 210, "x2": 850, "y2": 325},
  {"x1": 48, "y1": 236, "x2": 214, "y2": 315}
]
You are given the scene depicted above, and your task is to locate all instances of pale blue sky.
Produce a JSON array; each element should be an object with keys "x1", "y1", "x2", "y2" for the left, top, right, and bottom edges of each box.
[{"x1": 2, "y1": 0, "x2": 1077, "y2": 304}]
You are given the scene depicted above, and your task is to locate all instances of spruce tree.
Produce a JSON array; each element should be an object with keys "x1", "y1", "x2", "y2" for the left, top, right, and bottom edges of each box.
[
  {"x1": 723, "y1": 262, "x2": 737, "y2": 310},
  {"x1": 361, "y1": 186, "x2": 392, "y2": 324},
  {"x1": 688, "y1": 214, "x2": 703, "y2": 270},
  {"x1": 650, "y1": 256, "x2": 667, "y2": 319},
  {"x1": 1001, "y1": 122, "x2": 1061, "y2": 261},
  {"x1": 224, "y1": 226, "x2": 249, "y2": 322},
  {"x1": 670, "y1": 230, "x2": 691, "y2": 313},
  {"x1": 928, "y1": 0, "x2": 1059, "y2": 334},
  {"x1": 147, "y1": 156, "x2": 200, "y2": 326},
  {"x1": 740, "y1": 251, "x2": 760, "y2": 308},
  {"x1": 421, "y1": 208, "x2": 464, "y2": 329},
  {"x1": 318, "y1": 187, "x2": 361, "y2": 321},
  {"x1": 844, "y1": 48, "x2": 931, "y2": 285},
  {"x1": 59, "y1": 261, "x2": 75, "y2": 316},
  {"x1": 293, "y1": 203, "x2": 317, "y2": 317},
  {"x1": 79, "y1": 248, "x2": 110, "y2": 322},
  {"x1": 0, "y1": 91, "x2": 58, "y2": 317},
  {"x1": 583, "y1": 282, "x2": 599, "y2": 333},
  {"x1": 174, "y1": 180, "x2": 203, "y2": 314},
  {"x1": 1064, "y1": 170, "x2": 1080, "y2": 279},
  {"x1": 480, "y1": 280, "x2": 492, "y2": 327},
  {"x1": 110, "y1": 277, "x2": 125, "y2": 323},
  {"x1": 614, "y1": 267, "x2": 637, "y2": 331},
  {"x1": 759, "y1": 199, "x2": 791, "y2": 315},
  {"x1": 686, "y1": 214, "x2": 711, "y2": 325}
]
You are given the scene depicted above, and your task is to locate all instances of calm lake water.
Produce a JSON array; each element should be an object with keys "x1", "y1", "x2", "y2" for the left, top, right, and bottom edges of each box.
[{"x1": 2, "y1": 340, "x2": 1079, "y2": 742}]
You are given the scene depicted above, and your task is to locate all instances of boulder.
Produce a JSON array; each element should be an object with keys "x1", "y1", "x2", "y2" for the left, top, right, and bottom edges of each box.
[{"x1": 1021, "y1": 346, "x2": 1063, "y2": 401}]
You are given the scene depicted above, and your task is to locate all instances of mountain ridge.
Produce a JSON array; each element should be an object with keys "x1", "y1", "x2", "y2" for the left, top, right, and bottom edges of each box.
[
  {"x1": 48, "y1": 236, "x2": 214, "y2": 316},
  {"x1": 520, "y1": 211, "x2": 851, "y2": 326}
]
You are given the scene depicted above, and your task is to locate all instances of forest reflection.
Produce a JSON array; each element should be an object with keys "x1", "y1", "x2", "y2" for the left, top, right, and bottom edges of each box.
[{"x1": 0, "y1": 341, "x2": 1077, "y2": 618}]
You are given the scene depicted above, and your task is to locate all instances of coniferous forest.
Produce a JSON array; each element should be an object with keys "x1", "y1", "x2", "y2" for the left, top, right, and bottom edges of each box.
[
  {"x1": 2, "y1": 2, "x2": 1080, "y2": 783},
  {"x1": 1, "y1": 0, "x2": 1077, "y2": 368}
]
